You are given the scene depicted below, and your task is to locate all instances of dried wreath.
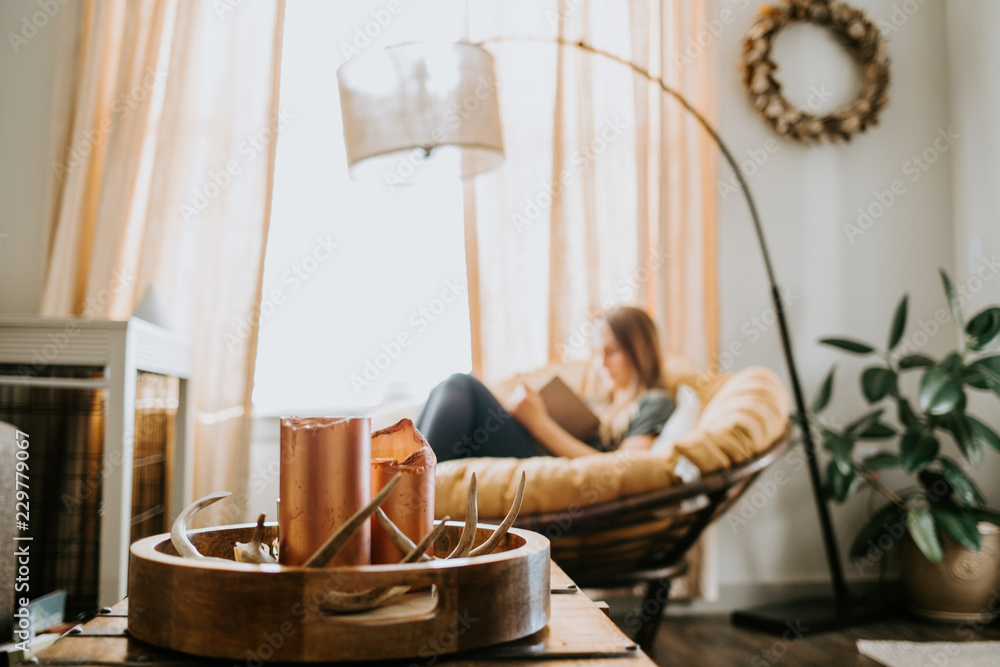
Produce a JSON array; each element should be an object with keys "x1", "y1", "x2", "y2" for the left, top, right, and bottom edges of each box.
[{"x1": 741, "y1": 0, "x2": 890, "y2": 143}]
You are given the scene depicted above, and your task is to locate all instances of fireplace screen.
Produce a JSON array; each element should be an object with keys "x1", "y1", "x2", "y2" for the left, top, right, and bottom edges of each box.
[{"x1": 0, "y1": 366, "x2": 178, "y2": 618}]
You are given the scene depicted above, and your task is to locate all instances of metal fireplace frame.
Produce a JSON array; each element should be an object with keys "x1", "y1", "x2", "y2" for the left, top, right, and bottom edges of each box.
[{"x1": 0, "y1": 316, "x2": 192, "y2": 607}]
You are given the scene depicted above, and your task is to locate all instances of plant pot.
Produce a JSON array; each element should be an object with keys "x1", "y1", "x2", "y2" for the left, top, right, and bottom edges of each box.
[{"x1": 899, "y1": 521, "x2": 1000, "y2": 623}]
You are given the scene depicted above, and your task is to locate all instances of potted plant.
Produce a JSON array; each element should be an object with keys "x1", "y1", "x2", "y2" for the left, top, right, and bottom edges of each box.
[{"x1": 811, "y1": 270, "x2": 1000, "y2": 622}]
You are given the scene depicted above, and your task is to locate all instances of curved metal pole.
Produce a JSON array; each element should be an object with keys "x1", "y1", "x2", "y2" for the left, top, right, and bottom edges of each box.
[{"x1": 477, "y1": 36, "x2": 849, "y2": 603}]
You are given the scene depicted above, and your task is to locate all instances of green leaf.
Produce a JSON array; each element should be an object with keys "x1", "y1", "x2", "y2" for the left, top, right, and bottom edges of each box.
[
  {"x1": 942, "y1": 352, "x2": 963, "y2": 375},
  {"x1": 862, "y1": 367, "x2": 897, "y2": 402},
  {"x1": 857, "y1": 421, "x2": 897, "y2": 440},
  {"x1": 897, "y1": 398, "x2": 922, "y2": 431},
  {"x1": 940, "y1": 459, "x2": 983, "y2": 507},
  {"x1": 966, "y1": 307, "x2": 1000, "y2": 351},
  {"x1": 827, "y1": 460, "x2": 855, "y2": 502},
  {"x1": 920, "y1": 366, "x2": 963, "y2": 415},
  {"x1": 941, "y1": 413, "x2": 983, "y2": 467},
  {"x1": 907, "y1": 508, "x2": 944, "y2": 564},
  {"x1": 967, "y1": 415, "x2": 1000, "y2": 453},
  {"x1": 823, "y1": 430, "x2": 854, "y2": 476},
  {"x1": 972, "y1": 508, "x2": 1000, "y2": 527},
  {"x1": 820, "y1": 338, "x2": 876, "y2": 355},
  {"x1": 961, "y1": 356, "x2": 1000, "y2": 388},
  {"x1": 940, "y1": 269, "x2": 964, "y2": 330},
  {"x1": 899, "y1": 354, "x2": 935, "y2": 369},
  {"x1": 961, "y1": 366, "x2": 988, "y2": 389},
  {"x1": 812, "y1": 366, "x2": 836, "y2": 414},
  {"x1": 849, "y1": 503, "x2": 905, "y2": 560},
  {"x1": 930, "y1": 504, "x2": 982, "y2": 551},
  {"x1": 919, "y1": 469, "x2": 948, "y2": 495},
  {"x1": 862, "y1": 452, "x2": 901, "y2": 470},
  {"x1": 900, "y1": 432, "x2": 939, "y2": 472},
  {"x1": 888, "y1": 295, "x2": 909, "y2": 351},
  {"x1": 964, "y1": 356, "x2": 1000, "y2": 397},
  {"x1": 846, "y1": 409, "x2": 884, "y2": 435}
]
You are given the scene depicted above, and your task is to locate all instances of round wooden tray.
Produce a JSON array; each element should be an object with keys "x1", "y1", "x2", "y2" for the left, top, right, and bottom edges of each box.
[{"x1": 128, "y1": 521, "x2": 551, "y2": 662}]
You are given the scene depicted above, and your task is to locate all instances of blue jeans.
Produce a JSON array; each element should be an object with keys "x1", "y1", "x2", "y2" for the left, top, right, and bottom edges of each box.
[{"x1": 416, "y1": 374, "x2": 546, "y2": 462}]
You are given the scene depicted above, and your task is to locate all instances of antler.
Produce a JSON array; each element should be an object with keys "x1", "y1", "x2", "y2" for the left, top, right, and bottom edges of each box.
[
  {"x1": 171, "y1": 492, "x2": 233, "y2": 562},
  {"x1": 445, "y1": 473, "x2": 479, "y2": 558},
  {"x1": 320, "y1": 470, "x2": 529, "y2": 613},
  {"x1": 234, "y1": 513, "x2": 277, "y2": 564},
  {"x1": 171, "y1": 470, "x2": 528, "y2": 615},
  {"x1": 304, "y1": 473, "x2": 401, "y2": 568},
  {"x1": 320, "y1": 518, "x2": 449, "y2": 613},
  {"x1": 375, "y1": 508, "x2": 433, "y2": 562},
  {"x1": 470, "y1": 472, "x2": 525, "y2": 557},
  {"x1": 444, "y1": 471, "x2": 526, "y2": 559}
]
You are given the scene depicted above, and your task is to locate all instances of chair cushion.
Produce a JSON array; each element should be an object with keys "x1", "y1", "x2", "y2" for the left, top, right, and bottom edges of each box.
[
  {"x1": 435, "y1": 364, "x2": 789, "y2": 520},
  {"x1": 435, "y1": 450, "x2": 682, "y2": 519},
  {"x1": 673, "y1": 366, "x2": 789, "y2": 472}
]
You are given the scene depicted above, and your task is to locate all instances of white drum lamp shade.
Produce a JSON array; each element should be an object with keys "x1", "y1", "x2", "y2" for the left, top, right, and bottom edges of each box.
[{"x1": 337, "y1": 42, "x2": 504, "y2": 184}]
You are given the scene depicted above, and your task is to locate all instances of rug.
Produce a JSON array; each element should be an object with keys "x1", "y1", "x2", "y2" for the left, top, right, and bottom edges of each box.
[{"x1": 857, "y1": 640, "x2": 1000, "y2": 666}]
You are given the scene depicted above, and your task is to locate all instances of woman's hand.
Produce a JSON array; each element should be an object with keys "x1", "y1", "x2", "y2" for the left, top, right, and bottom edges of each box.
[
  {"x1": 507, "y1": 384, "x2": 602, "y2": 458},
  {"x1": 505, "y1": 384, "x2": 549, "y2": 432}
]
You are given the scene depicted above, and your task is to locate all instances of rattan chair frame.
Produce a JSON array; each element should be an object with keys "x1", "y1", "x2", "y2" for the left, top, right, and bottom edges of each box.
[{"x1": 514, "y1": 427, "x2": 793, "y2": 648}]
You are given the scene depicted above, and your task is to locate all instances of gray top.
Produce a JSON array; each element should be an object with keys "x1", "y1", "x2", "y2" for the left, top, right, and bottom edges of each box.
[{"x1": 590, "y1": 389, "x2": 676, "y2": 452}]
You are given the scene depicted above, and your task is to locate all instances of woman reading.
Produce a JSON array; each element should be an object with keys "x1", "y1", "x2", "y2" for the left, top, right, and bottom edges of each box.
[{"x1": 416, "y1": 306, "x2": 675, "y2": 461}]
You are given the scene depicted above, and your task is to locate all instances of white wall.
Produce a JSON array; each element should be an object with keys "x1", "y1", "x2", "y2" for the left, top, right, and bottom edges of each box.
[
  {"x1": 0, "y1": 0, "x2": 80, "y2": 314},
  {"x1": 712, "y1": 0, "x2": 1000, "y2": 596},
  {"x1": 944, "y1": 0, "x2": 1000, "y2": 565},
  {"x1": 947, "y1": 1, "x2": 1000, "y2": 310}
]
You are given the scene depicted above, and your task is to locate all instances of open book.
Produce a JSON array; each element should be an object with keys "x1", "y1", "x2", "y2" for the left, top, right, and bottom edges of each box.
[{"x1": 539, "y1": 376, "x2": 601, "y2": 443}]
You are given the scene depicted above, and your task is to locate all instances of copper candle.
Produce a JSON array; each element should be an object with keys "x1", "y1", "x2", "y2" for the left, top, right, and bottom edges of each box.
[
  {"x1": 370, "y1": 419, "x2": 436, "y2": 564},
  {"x1": 279, "y1": 416, "x2": 371, "y2": 567}
]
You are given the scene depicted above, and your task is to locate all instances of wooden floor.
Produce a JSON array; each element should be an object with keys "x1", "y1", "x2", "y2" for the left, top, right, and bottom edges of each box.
[{"x1": 642, "y1": 613, "x2": 1000, "y2": 666}]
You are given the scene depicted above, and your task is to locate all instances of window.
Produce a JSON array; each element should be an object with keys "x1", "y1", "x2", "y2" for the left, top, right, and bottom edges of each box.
[{"x1": 252, "y1": 0, "x2": 473, "y2": 415}]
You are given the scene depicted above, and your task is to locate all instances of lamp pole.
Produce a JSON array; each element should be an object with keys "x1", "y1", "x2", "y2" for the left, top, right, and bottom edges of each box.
[{"x1": 478, "y1": 37, "x2": 883, "y2": 632}]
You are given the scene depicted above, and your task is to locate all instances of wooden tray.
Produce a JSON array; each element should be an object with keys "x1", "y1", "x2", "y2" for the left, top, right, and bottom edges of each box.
[{"x1": 128, "y1": 522, "x2": 551, "y2": 662}]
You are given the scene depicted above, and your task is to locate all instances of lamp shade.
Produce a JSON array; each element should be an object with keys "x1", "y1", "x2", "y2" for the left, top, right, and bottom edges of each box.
[{"x1": 337, "y1": 42, "x2": 504, "y2": 184}]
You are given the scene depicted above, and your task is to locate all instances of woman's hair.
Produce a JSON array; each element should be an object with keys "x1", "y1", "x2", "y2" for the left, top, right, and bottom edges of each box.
[{"x1": 604, "y1": 306, "x2": 666, "y2": 391}]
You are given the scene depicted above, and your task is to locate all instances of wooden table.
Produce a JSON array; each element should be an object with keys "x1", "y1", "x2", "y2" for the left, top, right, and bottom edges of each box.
[{"x1": 36, "y1": 562, "x2": 656, "y2": 667}]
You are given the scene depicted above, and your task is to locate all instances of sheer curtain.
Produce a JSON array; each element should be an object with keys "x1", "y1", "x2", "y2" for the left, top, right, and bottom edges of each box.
[
  {"x1": 465, "y1": 0, "x2": 719, "y2": 597},
  {"x1": 41, "y1": 0, "x2": 285, "y2": 525}
]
